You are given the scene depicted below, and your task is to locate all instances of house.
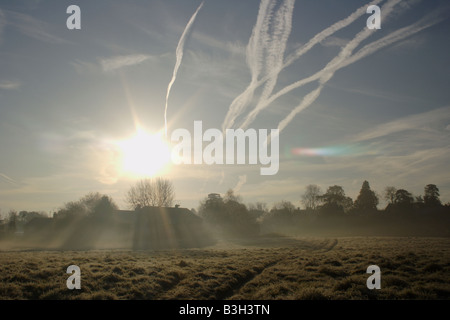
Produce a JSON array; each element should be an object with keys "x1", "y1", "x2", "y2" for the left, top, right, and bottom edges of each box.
[{"x1": 208, "y1": 193, "x2": 222, "y2": 200}]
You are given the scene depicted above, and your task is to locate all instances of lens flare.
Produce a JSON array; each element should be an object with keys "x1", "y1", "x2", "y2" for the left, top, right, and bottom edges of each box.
[
  {"x1": 291, "y1": 145, "x2": 351, "y2": 157},
  {"x1": 117, "y1": 128, "x2": 171, "y2": 177}
]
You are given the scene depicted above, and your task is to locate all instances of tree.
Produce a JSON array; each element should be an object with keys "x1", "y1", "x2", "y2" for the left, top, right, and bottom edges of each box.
[
  {"x1": 154, "y1": 178, "x2": 175, "y2": 207},
  {"x1": 55, "y1": 192, "x2": 117, "y2": 221},
  {"x1": 354, "y1": 181, "x2": 379, "y2": 212},
  {"x1": 301, "y1": 184, "x2": 322, "y2": 210},
  {"x1": 394, "y1": 189, "x2": 414, "y2": 206},
  {"x1": 90, "y1": 194, "x2": 118, "y2": 220},
  {"x1": 271, "y1": 200, "x2": 296, "y2": 213},
  {"x1": 126, "y1": 178, "x2": 175, "y2": 209},
  {"x1": 383, "y1": 186, "x2": 397, "y2": 205},
  {"x1": 248, "y1": 202, "x2": 268, "y2": 221},
  {"x1": 424, "y1": 184, "x2": 441, "y2": 207},
  {"x1": 199, "y1": 189, "x2": 259, "y2": 237},
  {"x1": 7, "y1": 210, "x2": 17, "y2": 233},
  {"x1": 18, "y1": 211, "x2": 47, "y2": 224},
  {"x1": 319, "y1": 185, "x2": 353, "y2": 214}
]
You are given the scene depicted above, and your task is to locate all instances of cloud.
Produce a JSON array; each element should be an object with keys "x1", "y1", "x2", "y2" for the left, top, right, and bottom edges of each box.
[
  {"x1": 191, "y1": 31, "x2": 245, "y2": 56},
  {"x1": 70, "y1": 59, "x2": 100, "y2": 74},
  {"x1": 4, "y1": 9, "x2": 70, "y2": 44},
  {"x1": 0, "y1": 80, "x2": 21, "y2": 90},
  {"x1": 100, "y1": 54, "x2": 153, "y2": 72},
  {"x1": 0, "y1": 9, "x2": 5, "y2": 44},
  {"x1": 219, "y1": 170, "x2": 225, "y2": 185},
  {"x1": 0, "y1": 173, "x2": 20, "y2": 186},
  {"x1": 320, "y1": 36, "x2": 349, "y2": 48},
  {"x1": 234, "y1": 174, "x2": 247, "y2": 193},
  {"x1": 352, "y1": 106, "x2": 450, "y2": 142},
  {"x1": 71, "y1": 54, "x2": 154, "y2": 74}
]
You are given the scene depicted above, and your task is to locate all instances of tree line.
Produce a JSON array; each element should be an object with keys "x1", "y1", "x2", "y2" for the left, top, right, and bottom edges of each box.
[
  {"x1": 300, "y1": 181, "x2": 443, "y2": 214},
  {"x1": 1, "y1": 179, "x2": 449, "y2": 243},
  {"x1": 198, "y1": 181, "x2": 450, "y2": 238}
]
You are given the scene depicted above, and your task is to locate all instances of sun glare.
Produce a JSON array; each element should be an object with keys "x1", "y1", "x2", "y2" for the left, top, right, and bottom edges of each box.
[{"x1": 118, "y1": 129, "x2": 171, "y2": 177}]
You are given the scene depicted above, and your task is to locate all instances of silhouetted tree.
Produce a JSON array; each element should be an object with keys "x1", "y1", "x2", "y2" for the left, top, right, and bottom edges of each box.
[
  {"x1": 394, "y1": 189, "x2": 414, "y2": 208},
  {"x1": 155, "y1": 178, "x2": 175, "y2": 207},
  {"x1": 55, "y1": 192, "x2": 117, "y2": 221},
  {"x1": 383, "y1": 186, "x2": 397, "y2": 205},
  {"x1": 354, "y1": 181, "x2": 378, "y2": 212},
  {"x1": 319, "y1": 185, "x2": 353, "y2": 215},
  {"x1": 248, "y1": 202, "x2": 268, "y2": 220},
  {"x1": 18, "y1": 211, "x2": 46, "y2": 224},
  {"x1": 424, "y1": 184, "x2": 441, "y2": 207},
  {"x1": 301, "y1": 184, "x2": 322, "y2": 210},
  {"x1": 126, "y1": 178, "x2": 175, "y2": 209},
  {"x1": 272, "y1": 200, "x2": 296, "y2": 213},
  {"x1": 7, "y1": 210, "x2": 17, "y2": 234},
  {"x1": 90, "y1": 194, "x2": 118, "y2": 220},
  {"x1": 199, "y1": 189, "x2": 258, "y2": 237}
]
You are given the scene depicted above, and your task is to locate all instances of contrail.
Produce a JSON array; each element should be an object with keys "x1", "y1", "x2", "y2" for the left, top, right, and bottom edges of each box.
[
  {"x1": 256, "y1": 0, "x2": 295, "y2": 114},
  {"x1": 222, "y1": 0, "x2": 382, "y2": 131},
  {"x1": 277, "y1": 3, "x2": 443, "y2": 133},
  {"x1": 164, "y1": 1, "x2": 204, "y2": 137},
  {"x1": 0, "y1": 9, "x2": 5, "y2": 40},
  {"x1": 0, "y1": 173, "x2": 19, "y2": 186},
  {"x1": 222, "y1": 0, "x2": 275, "y2": 132},
  {"x1": 241, "y1": 0, "x2": 402, "y2": 130}
]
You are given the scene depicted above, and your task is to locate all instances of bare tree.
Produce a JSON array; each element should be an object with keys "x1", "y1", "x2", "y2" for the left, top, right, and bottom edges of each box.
[
  {"x1": 126, "y1": 178, "x2": 175, "y2": 209},
  {"x1": 301, "y1": 184, "x2": 322, "y2": 210},
  {"x1": 383, "y1": 186, "x2": 397, "y2": 205},
  {"x1": 126, "y1": 179, "x2": 156, "y2": 209},
  {"x1": 155, "y1": 177, "x2": 175, "y2": 207}
]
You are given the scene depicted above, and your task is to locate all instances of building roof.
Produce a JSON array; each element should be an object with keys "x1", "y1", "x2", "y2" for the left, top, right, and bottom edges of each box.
[{"x1": 114, "y1": 206, "x2": 202, "y2": 225}]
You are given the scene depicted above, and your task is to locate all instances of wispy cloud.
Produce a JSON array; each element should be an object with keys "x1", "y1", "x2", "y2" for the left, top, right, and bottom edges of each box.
[
  {"x1": 320, "y1": 36, "x2": 349, "y2": 48},
  {"x1": 0, "y1": 80, "x2": 21, "y2": 90},
  {"x1": 70, "y1": 59, "x2": 100, "y2": 75},
  {"x1": 191, "y1": 31, "x2": 245, "y2": 57},
  {"x1": 234, "y1": 174, "x2": 247, "y2": 193},
  {"x1": 352, "y1": 106, "x2": 450, "y2": 142},
  {"x1": 100, "y1": 54, "x2": 152, "y2": 72},
  {"x1": 219, "y1": 170, "x2": 225, "y2": 185},
  {"x1": 4, "y1": 9, "x2": 70, "y2": 44},
  {"x1": 0, "y1": 173, "x2": 20, "y2": 186},
  {"x1": 165, "y1": 1, "x2": 204, "y2": 136},
  {"x1": 0, "y1": 9, "x2": 5, "y2": 44},
  {"x1": 71, "y1": 54, "x2": 154, "y2": 74}
]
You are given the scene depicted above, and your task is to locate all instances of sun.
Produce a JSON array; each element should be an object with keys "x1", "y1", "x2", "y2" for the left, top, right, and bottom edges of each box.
[{"x1": 117, "y1": 128, "x2": 171, "y2": 177}]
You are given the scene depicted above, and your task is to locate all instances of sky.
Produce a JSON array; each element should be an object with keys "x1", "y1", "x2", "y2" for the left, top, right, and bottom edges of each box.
[{"x1": 0, "y1": 0, "x2": 449, "y2": 215}]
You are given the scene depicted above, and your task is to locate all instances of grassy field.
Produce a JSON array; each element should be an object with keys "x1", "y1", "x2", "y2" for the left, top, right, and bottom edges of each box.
[{"x1": 0, "y1": 236, "x2": 449, "y2": 300}]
